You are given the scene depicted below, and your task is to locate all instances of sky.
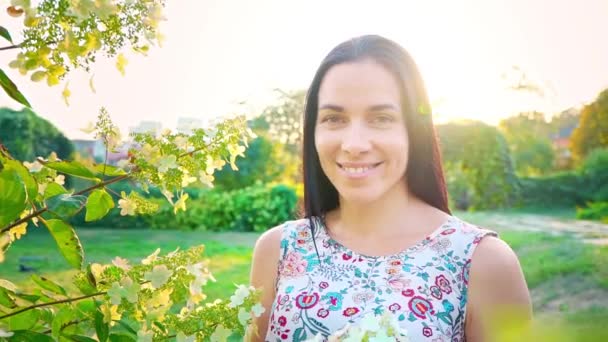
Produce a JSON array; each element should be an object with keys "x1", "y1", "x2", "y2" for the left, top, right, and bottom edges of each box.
[{"x1": 0, "y1": 0, "x2": 607, "y2": 139}]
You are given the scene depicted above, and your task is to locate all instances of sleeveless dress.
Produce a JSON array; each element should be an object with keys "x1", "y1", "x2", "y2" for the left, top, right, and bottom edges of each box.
[{"x1": 264, "y1": 216, "x2": 498, "y2": 342}]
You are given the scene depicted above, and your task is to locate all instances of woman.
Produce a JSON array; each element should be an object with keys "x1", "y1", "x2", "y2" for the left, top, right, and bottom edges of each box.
[{"x1": 250, "y1": 35, "x2": 531, "y2": 341}]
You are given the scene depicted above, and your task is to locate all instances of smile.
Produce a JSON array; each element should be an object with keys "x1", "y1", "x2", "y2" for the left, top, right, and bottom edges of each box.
[{"x1": 337, "y1": 162, "x2": 383, "y2": 176}]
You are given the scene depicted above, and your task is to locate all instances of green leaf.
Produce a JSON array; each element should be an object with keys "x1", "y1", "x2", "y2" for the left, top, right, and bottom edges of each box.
[
  {"x1": 65, "y1": 335, "x2": 97, "y2": 342},
  {"x1": 13, "y1": 292, "x2": 40, "y2": 303},
  {"x1": 108, "y1": 333, "x2": 136, "y2": 342},
  {"x1": 42, "y1": 219, "x2": 84, "y2": 269},
  {"x1": 52, "y1": 306, "x2": 74, "y2": 340},
  {"x1": 47, "y1": 194, "x2": 86, "y2": 220},
  {"x1": 0, "y1": 168, "x2": 27, "y2": 227},
  {"x1": 95, "y1": 309, "x2": 109, "y2": 342},
  {"x1": 94, "y1": 164, "x2": 127, "y2": 177},
  {"x1": 44, "y1": 182, "x2": 68, "y2": 199},
  {"x1": 85, "y1": 189, "x2": 114, "y2": 222},
  {"x1": 115, "y1": 320, "x2": 137, "y2": 336},
  {"x1": 0, "y1": 26, "x2": 13, "y2": 43},
  {"x1": 0, "y1": 286, "x2": 16, "y2": 308},
  {"x1": 7, "y1": 308, "x2": 40, "y2": 331},
  {"x1": 31, "y1": 274, "x2": 67, "y2": 296},
  {"x1": 44, "y1": 161, "x2": 100, "y2": 181},
  {"x1": 7, "y1": 330, "x2": 54, "y2": 342},
  {"x1": 4, "y1": 160, "x2": 37, "y2": 202},
  {"x1": 0, "y1": 68, "x2": 31, "y2": 108}
]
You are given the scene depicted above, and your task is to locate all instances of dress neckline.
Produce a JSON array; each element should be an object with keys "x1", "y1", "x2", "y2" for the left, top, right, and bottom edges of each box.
[{"x1": 315, "y1": 215, "x2": 457, "y2": 259}]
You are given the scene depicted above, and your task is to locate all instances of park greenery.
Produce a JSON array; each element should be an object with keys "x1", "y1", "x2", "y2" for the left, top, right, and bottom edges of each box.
[{"x1": 0, "y1": 0, "x2": 607, "y2": 341}]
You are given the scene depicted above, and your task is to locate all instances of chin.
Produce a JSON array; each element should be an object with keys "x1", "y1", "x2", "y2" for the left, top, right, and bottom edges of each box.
[{"x1": 338, "y1": 187, "x2": 385, "y2": 205}]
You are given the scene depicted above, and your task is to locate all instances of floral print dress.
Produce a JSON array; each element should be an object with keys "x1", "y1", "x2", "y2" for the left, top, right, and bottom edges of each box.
[{"x1": 264, "y1": 216, "x2": 498, "y2": 342}]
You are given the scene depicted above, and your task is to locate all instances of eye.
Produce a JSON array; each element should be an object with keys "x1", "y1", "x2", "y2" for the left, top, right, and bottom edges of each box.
[
  {"x1": 320, "y1": 114, "x2": 346, "y2": 125},
  {"x1": 371, "y1": 114, "x2": 396, "y2": 124}
]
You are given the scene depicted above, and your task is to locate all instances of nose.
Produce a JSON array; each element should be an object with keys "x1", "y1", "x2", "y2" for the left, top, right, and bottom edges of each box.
[{"x1": 341, "y1": 121, "x2": 371, "y2": 156}]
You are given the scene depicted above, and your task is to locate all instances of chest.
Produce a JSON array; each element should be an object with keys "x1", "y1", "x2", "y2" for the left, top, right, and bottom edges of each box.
[{"x1": 267, "y1": 250, "x2": 470, "y2": 341}]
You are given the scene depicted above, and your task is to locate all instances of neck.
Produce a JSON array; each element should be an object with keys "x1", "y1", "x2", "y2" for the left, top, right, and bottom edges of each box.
[{"x1": 329, "y1": 181, "x2": 425, "y2": 238}]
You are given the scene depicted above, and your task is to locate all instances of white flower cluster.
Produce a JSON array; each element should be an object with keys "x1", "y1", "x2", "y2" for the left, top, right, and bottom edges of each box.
[{"x1": 306, "y1": 311, "x2": 410, "y2": 342}]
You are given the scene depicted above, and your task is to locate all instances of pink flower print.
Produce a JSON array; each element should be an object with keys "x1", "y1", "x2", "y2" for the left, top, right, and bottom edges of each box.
[
  {"x1": 387, "y1": 277, "x2": 411, "y2": 291},
  {"x1": 319, "y1": 281, "x2": 329, "y2": 289},
  {"x1": 352, "y1": 292, "x2": 374, "y2": 304},
  {"x1": 435, "y1": 275, "x2": 453, "y2": 294},
  {"x1": 278, "y1": 294, "x2": 290, "y2": 305},
  {"x1": 317, "y1": 308, "x2": 329, "y2": 318},
  {"x1": 388, "y1": 259, "x2": 403, "y2": 266},
  {"x1": 278, "y1": 316, "x2": 287, "y2": 327},
  {"x1": 430, "y1": 238, "x2": 452, "y2": 253},
  {"x1": 386, "y1": 267, "x2": 400, "y2": 276},
  {"x1": 295, "y1": 292, "x2": 320, "y2": 309},
  {"x1": 343, "y1": 307, "x2": 360, "y2": 317},
  {"x1": 423, "y1": 326, "x2": 433, "y2": 337},
  {"x1": 401, "y1": 289, "x2": 415, "y2": 297},
  {"x1": 441, "y1": 228, "x2": 456, "y2": 236},
  {"x1": 388, "y1": 303, "x2": 401, "y2": 312},
  {"x1": 430, "y1": 285, "x2": 443, "y2": 300},
  {"x1": 280, "y1": 252, "x2": 307, "y2": 278},
  {"x1": 342, "y1": 253, "x2": 352, "y2": 261},
  {"x1": 297, "y1": 239, "x2": 307, "y2": 246}
]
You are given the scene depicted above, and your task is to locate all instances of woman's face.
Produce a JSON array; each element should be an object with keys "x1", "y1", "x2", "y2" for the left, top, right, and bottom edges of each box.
[{"x1": 315, "y1": 59, "x2": 409, "y2": 205}]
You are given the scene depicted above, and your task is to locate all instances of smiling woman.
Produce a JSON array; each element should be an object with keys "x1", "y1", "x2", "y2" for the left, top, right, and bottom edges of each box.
[{"x1": 249, "y1": 35, "x2": 531, "y2": 342}]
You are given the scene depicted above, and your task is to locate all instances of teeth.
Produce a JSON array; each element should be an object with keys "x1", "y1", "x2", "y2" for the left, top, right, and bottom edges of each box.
[{"x1": 342, "y1": 165, "x2": 374, "y2": 174}]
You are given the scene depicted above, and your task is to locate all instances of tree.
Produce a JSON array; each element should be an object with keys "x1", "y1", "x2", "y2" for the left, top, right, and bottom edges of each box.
[
  {"x1": 213, "y1": 135, "x2": 285, "y2": 190},
  {"x1": 438, "y1": 121, "x2": 519, "y2": 210},
  {"x1": 258, "y1": 89, "x2": 306, "y2": 154},
  {"x1": 570, "y1": 88, "x2": 608, "y2": 162},
  {"x1": 0, "y1": 107, "x2": 74, "y2": 161},
  {"x1": 498, "y1": 112, "x2": 555, "y2": 176}
]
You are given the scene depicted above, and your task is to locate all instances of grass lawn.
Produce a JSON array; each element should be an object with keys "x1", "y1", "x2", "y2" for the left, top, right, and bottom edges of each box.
[{"x1": 1, "y1": 211, "x2": 608, "y2": 340}]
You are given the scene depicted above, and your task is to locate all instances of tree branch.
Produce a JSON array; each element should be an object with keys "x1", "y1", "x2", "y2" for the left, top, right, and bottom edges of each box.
[
  {"x1": 0, "y1": 292, "x2": 105, "y2": 320},
  {"x1": 0, "y1": 43, "x2": 23, "y2": 51},
  {"x1": 0, "y1": 174, "x2": 130, "y2": 234}
]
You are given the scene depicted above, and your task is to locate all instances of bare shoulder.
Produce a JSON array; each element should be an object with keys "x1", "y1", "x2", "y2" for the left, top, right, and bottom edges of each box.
[
  {"x1": 471, "y1": 236, "x2": 521, "y2": 273},
  {"x1": 250, "y1": 224, "x2": 285, "y2": 283},
  {"x1": 248, "y1": 223, "x2": 286, "y2": 342},
  {"x1": 466, "y1": 235, "x2": 532, "y2": 341}
]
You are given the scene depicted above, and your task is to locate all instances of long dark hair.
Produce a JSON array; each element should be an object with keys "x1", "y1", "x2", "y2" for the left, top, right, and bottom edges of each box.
[{"x1": 303, "y1": 35, "x2": 450, "y2": 233}]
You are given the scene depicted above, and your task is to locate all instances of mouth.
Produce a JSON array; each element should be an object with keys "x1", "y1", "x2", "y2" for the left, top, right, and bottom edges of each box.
[{"x1": 337, "y1": 162, "x2": 383, "y2": 175}]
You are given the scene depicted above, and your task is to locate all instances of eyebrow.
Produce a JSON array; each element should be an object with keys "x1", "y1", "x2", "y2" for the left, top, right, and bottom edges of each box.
[{"x1": 318, "y1": 104, "x2": 400, "y2": 112}]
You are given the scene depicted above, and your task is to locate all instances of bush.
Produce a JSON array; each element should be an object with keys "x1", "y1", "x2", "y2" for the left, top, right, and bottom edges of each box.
[
  {"x1": 518, "y1": 171, "x2": 584, "y2": 207},
  {"x1": 518, "y1": 148, "x2": 608, "y2": 208},
  {"x1": 0, "y1": 107, "x2": 74, "y2": 161},
  {"x1": 576, "y1": 202, "x2": 608, "y2": 223},
  {"x1": 146, "y1": 183, "x2": 298, "y2": 232}
]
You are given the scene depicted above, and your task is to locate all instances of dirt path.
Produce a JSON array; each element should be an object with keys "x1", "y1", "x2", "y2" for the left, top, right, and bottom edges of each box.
[{"x1": 461, "y1": 212, "x2": 608, "y2": 245}]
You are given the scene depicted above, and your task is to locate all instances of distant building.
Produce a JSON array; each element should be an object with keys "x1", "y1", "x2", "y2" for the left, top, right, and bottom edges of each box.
[
  {"x1": 72, "y1": 139, "x2": 105, "y2": 162},
  {"x1": 177, "y1": 117, "x2": 205, "y2": 135},
  {"x1": 72, "y1": 139, "x2": 131, "y2": 166},
  {"x1": 129, "y1": 121, "x2": 162, "y2": 137},
  {"x1": 550, "y1": 108, "x2": 580, "y2": 169}
]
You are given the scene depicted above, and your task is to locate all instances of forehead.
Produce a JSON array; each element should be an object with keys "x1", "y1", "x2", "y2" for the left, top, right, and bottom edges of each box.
[{"x1": 318, "y1": 60, "x2": 401, "y2": 109}]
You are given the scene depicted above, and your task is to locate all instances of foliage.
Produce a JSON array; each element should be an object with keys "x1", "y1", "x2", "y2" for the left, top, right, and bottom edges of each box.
[
  {"x1": 570, "y1": 88, "x2": 608, "y2": 162},
  {"x1": 2, "y1": 0, "x2": 166, "y2": 106},
  {"x1": 576, "y1": 202, "x2": 608, "y2": 223},
  {"x1": 147, "y1": 183, "x2": 298, "y2": 232},
  {"x1": 518, "y1": 148, "x2": 608, "y2": 208},
  {"x1": 498, "y1": 112, "x2": 555, "y2": 176},
  {"x1": 0, "y1": 246, "x2": 263, "y2": 340},
  {"x1": 213, "y1": 135, "x2": 285, "y2": 191},
  {"x1": 0, "y1": 107, "x2": 74, "y2": 162},
  {"x1": 437, "y1": 121, "x2": 519, "y2": 210},
  {"x1": 254, "y1": 89, "x2": 305, "y2": 153}
]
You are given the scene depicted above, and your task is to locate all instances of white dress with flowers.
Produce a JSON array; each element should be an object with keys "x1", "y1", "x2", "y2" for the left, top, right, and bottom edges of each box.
[{"x1": 264, "y1": 216, "x2": 497, "y2": 342}]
